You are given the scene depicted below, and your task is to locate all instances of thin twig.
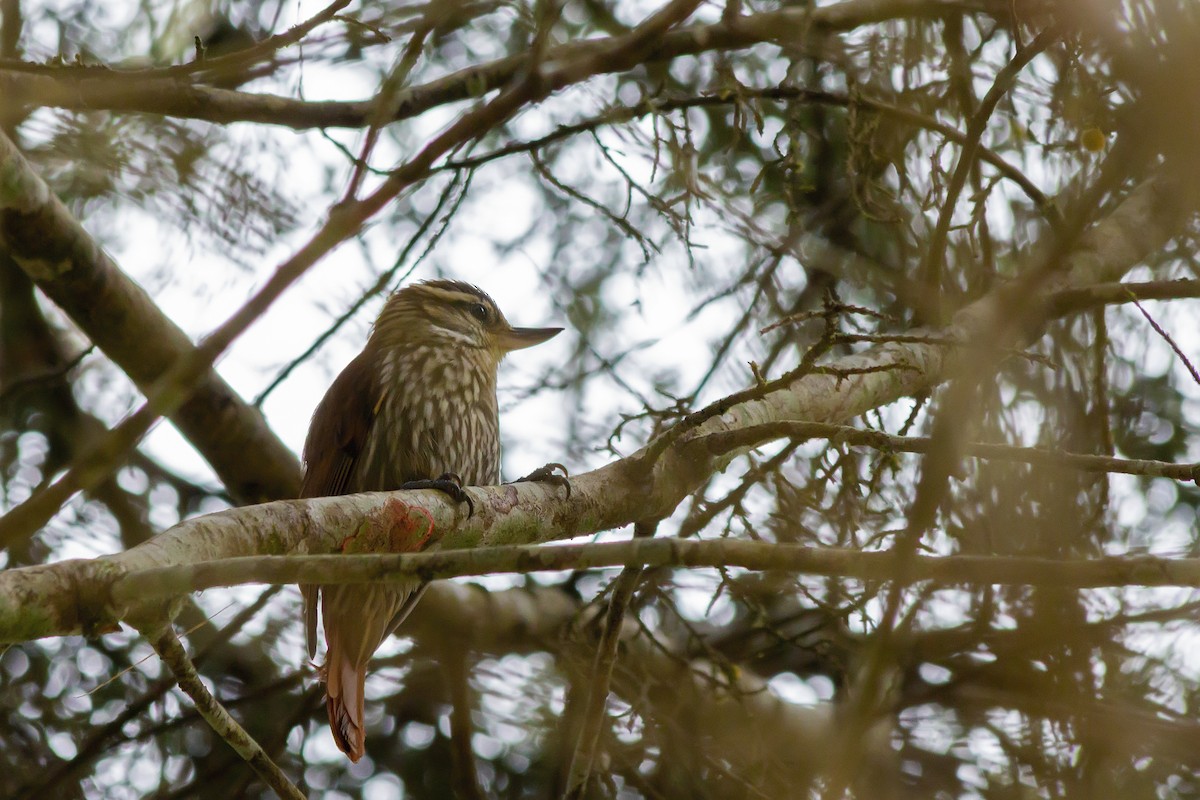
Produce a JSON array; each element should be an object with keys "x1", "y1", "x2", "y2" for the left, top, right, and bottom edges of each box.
[
  {"x1": 343, "y1": 19, "x2": 431, "y2": 201},
  {"x1": 183, "y1": 0, "x2": 350, "y2": 79},
  {"x1": 253, "y1": 170, "x2": 470, "y2": 406},
  {"x1": 530, "y1": 149, "x2": 657, "y2": 261},
  {"x1": 444, "y1": 86, "x2": 1053, "y2": 215},
  {"x1": 0, "y1": 345, "x2": 93, "y2": 402},
  {"x1": 563, "y1": 520, "x2": 655, "y2": 798},
  {"x1": 694, "y1": 420, "x2": 1200, "y2": 480},
  {"x1": 917, "y1": 29, "x2": 1059, "y2": 321},
  {"x1": 1130, "y1": 297, "x2": 1200, "y2": 387},
  {"x1": 636, "y1": 290, "x2": 842, "y2": 474},
  {"x1": 20, "y1": 587, "x2": 283, "y2": 800},
  {"x1": 677, "y1": 443, "x2": 800, "y2": 539},
  {"x1": 138, "y1": 622, "x2": 305, "y2": 800}
]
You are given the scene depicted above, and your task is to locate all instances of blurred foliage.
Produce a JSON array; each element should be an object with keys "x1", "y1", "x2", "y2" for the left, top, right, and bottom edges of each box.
[{"x1": 3, "y1": 0, "x2": 1200, "y2": 798}]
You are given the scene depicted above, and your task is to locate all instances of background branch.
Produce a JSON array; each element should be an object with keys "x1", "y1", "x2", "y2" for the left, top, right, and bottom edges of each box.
[{"x1": 137, "y1": 622, "x2": 304, "y2": 800}]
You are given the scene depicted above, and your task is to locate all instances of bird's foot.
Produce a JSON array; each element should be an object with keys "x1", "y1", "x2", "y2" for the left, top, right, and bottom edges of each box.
[
  {"x1": 400, "y1": 472, "x2": 475, "y2": 516},
  {"x1": 512, "y1": 462, "x2": 571, "y2": 498}
]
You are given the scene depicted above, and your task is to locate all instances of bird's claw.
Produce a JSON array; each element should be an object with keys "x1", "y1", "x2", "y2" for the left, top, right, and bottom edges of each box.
[
  {"x1": 514, "y1": 462, "x2": 571, "y2": 498},
  {"x1": 401, "y1": 472, "x2": 475, "y2": 516}
]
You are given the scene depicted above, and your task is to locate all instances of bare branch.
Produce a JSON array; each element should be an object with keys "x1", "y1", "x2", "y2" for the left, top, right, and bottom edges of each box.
[
  {"x1": 698, "y1": 421, "x2": 1200, "y2": 480},
  {"x1": 138, "y1": 623, "x2": 304, "y2": 800},
  {"x1": 446, "y1": 87, "x2": 1053, "y2": 216},
  {"x1": 564, "y1": 549, "x2": 647, "y2": 797},
  {"x1": 918, "y1": 29, "x2": 1059, "y2": 318},
  {"x1": 0, "y1": 0, "x2": 980, "y2": 130},
  {"x1": 0, "y1": 129, "x2": 302, "y2": 506},
  {"x1": 107, "y1": 539, "x2": 1200, "y2": 602},
  {"x1": 1049, "y1": 278, "x2": 1200, "y2": 314}
]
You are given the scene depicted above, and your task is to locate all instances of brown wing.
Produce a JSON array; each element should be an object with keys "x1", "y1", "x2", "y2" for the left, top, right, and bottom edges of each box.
[
  {"x1": 301, "y1": 351, "x2": 381, "y2": 658},
  {"x1": 300, "y1": 351, "x2": 381, "y2": 499}
]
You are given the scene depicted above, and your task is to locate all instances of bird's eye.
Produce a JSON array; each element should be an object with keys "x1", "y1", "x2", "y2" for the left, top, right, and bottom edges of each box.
[{"x1": 468, "y1": 303, "x2": 489, "y2": 322}]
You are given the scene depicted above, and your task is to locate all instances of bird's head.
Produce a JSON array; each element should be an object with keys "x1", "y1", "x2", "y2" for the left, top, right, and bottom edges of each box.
[{"x1": 371, "y1": 279, "x2": 561, "y2": 361}]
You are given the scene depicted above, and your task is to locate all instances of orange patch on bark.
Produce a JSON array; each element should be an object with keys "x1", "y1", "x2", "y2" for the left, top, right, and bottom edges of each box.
[{"x1": 338, "y1": 499, "x2": 436, "y2": 555}]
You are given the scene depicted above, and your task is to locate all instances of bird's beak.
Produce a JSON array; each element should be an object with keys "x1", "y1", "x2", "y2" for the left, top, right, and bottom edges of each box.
[{"x1": 497, "y1": 326, "x2": 562, "y2": 352}]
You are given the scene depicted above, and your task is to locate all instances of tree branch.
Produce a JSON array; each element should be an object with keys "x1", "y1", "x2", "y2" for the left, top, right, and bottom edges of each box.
[
  {"x1": 0, "y1": 129, "x2": 302, "y2": 506},
  {"x1": 0, "y1": 0, "x2": 979, "y2": 130},
  {"x1": 917, "y1": 28, "x2": 1059, "y2": 316},
  {"x1": 698, "y1": 421, "x2": 1200, "y2": 480},
  {"x1": 107, "y1": 538, "x2": 1200, "y2": 602},
  {"x1": 137, "y1": 622, "x2": 304, "y2": 800},
  {"x1": 442, "y1": 86, "x2": 1052, "y2": 215},
  {"x1": 1048, "y1": 279, "x2": 1200, "y2": 315},
  {"x1": 563, "y1": 564, "x2": 644, "y2": 798}
]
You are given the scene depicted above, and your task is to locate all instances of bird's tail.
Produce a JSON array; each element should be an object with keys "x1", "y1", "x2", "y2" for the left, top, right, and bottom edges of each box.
[
  {"x1": 318, "y1": 580, "x2": 423, "y2": 761},
  {"x1": 323, "y1": 639, "x2": 367, "y2": 762}
]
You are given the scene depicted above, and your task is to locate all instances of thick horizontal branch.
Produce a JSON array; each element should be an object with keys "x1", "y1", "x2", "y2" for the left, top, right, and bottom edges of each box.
[
  {"x1": 1048, "y1": 278, "x2": 1200, "y2": 315},
  {"x1": 110, "y1": 539, "x2": 1200, "y2": 603},
  {"x1": 0, "y1": 0, "x2": 973, "y2": 129}
]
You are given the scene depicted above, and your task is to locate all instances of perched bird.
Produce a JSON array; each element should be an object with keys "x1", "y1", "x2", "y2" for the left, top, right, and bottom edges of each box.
[{"x1": 300, "y1": 279, "x2": 562, "y2": 761}]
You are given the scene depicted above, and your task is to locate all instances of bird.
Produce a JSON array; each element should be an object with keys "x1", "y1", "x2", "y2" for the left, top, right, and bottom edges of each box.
[{"x1": 299, "y1": 279, "x2": 562, "y2": 761}]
